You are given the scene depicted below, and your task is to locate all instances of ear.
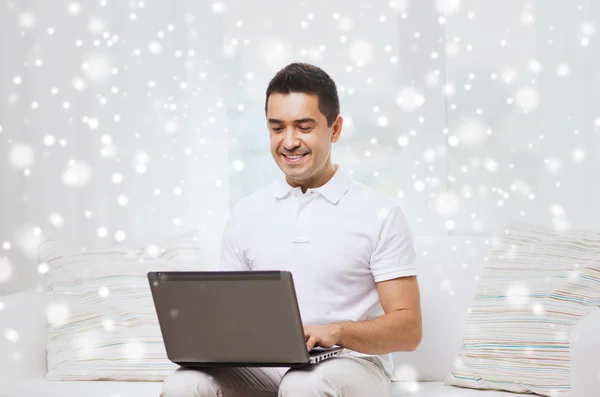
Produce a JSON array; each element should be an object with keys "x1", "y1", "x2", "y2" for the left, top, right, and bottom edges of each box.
[{"x1": 331, "y1": 115, "x2": 343, "y2": 143}]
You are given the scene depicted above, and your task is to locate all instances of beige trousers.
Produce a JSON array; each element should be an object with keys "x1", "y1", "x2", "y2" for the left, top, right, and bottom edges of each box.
[{"x1": 161, "y1": 355, "x2": 392, "y2": 397}]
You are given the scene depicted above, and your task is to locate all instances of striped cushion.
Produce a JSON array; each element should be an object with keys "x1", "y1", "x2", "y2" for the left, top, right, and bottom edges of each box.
[
  {"x1": 445, "y1": 221, "x2": 600, "y2": 396},
  {"x1": 40, "y1": 230, "x2": 208, "y2": 381}
]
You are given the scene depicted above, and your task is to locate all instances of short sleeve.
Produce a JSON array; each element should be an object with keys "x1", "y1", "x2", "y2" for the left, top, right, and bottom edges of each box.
[
  {"x1": 370, "y1": 205, "x2": 417, "y2": 282},
  {"x1": 220, "y1": 208, "x2": 251, "y2": 271}
]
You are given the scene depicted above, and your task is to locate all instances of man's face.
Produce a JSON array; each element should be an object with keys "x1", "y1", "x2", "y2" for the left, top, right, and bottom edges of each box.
[{"x1": 266, "y1": 92, "x2": 342, "y2": 186}]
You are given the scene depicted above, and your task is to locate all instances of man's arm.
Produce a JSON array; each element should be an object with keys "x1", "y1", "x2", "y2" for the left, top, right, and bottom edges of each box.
[
  {"x1": 304, "y1": 205, "x2": 422, "y2": 354},
  {"x1": 220, "y1": 207, "x2": 251, "y2": 271},
  {"x1": 304, "y1": 276, "x2": 422, "y2": 354},
  {"x1": 335, "y1": 276, "x2": 422, "y2": 354}
]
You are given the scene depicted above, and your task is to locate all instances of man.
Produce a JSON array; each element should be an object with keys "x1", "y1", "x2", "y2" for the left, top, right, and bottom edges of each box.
[{"x1": 161, "y1": 62, "x2": 422, "y2": 397}]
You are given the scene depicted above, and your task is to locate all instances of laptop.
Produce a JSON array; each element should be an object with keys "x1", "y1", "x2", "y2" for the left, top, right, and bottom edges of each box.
[{"x1": 147, "y1": 270, "x2": 344, "y2": 368}]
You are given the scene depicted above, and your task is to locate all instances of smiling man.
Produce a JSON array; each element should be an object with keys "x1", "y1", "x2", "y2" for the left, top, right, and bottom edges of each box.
[{"x1": 161, "y1": 62, "x2": 422, "y2": 397}]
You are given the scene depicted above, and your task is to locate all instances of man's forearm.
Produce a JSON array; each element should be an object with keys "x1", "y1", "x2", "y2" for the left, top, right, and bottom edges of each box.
[{"x1": 334, "y1": 310, "x2": 421, "y2": 355}]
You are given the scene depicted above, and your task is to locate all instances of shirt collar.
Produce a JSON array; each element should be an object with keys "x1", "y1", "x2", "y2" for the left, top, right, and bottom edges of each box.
[{"x1": 273, "y1": 164, "x2": 352, "y2": 204}]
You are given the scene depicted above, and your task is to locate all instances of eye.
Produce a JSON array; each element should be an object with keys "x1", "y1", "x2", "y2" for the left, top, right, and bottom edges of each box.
[
  {"x1": 272, "y1": 127, "x2": 283, "y2": 132},
  {"x1": 299, "y1": 127, "x2": 311, "y2": 132}
]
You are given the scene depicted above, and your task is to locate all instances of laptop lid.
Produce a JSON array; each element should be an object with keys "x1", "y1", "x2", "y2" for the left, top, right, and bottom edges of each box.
[{"x1": 148, "y1": 270, "x2": 311, "y2": 367}]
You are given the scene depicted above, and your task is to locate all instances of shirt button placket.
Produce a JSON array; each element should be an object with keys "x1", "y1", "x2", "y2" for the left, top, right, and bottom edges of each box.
[{"x1": 293, "y1": 196, "x2": 312, "y2": 243}]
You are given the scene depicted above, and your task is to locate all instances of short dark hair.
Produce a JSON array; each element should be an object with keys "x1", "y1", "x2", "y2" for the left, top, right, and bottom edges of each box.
[{"x1": 265, "y1": 62, "x2": 340, "y2": 127}]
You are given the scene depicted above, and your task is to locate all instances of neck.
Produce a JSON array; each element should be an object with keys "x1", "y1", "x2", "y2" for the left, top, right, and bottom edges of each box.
[{"x1": 287, "y1": 163, "x2": 338, "y2": 193}]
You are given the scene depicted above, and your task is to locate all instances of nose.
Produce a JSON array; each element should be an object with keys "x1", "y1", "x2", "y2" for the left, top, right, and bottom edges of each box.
[{"x1": 282, "y1": 129, "x2": 301, "y2": 151}]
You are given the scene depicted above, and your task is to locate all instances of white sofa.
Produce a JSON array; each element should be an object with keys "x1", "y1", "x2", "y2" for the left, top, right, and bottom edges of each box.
[{"x1": 1, "y1": 237, "x2": 598, "y2": 397}]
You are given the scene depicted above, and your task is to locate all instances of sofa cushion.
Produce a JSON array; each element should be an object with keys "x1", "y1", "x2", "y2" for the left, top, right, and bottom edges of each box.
[
  {"x1": 3, "y1": 379, "x2": 163, "y2": 397},
  {"x1": 569, "y1": 309, "x2": 600, "y2": 397},
  {"x1": 2, "y1": 380, "x2": 519, "y2": 397},
  {"x1": 0, "y1": 288, "x2": 47, "y2": 380},
  {"x1": 445, "y1": 220, "x2": 600, "y2": 396},
  {"x1": 392, "y1": 381, "x2": 525, "y2": 396},
  {"x1": 40, "y1": 230, "x2": 210, "y2": 381}
]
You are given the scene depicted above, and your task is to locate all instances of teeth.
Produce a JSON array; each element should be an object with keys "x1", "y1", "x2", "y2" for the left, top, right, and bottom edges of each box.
[{"x1": 286, "y1": 154, "x2": 305, "y2": 159}]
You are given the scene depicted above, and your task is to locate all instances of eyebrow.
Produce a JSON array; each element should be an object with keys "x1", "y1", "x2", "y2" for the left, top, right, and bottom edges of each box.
[{"x1": 268, "y1": 118, "x2": 317, "y2": 124}]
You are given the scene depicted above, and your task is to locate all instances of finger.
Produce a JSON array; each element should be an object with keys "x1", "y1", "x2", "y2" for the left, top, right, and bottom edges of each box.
[{"x1": 306, "y1": 335, "x2": 317, "y2": 351}]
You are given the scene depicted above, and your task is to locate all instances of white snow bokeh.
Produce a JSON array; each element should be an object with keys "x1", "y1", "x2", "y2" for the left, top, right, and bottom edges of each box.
[
  {"x1": 49, "y1": 213, "x2": 65, "y2": 228},
  {"x1": 211, "y1": 1, "x2": 225, "y2": 14},
  {"x1": 514, "y1": 86, "x2": 540, "y2": 112},
  {"x1": 66, "y1": 2, "x2": 81, "y2": 16},
  {"x1": 396, "y1": 87, "x2": 425, "y2": 112},
  {"x1": 232, "y1": 160, "x2": 244, "y2": 171},
  {"x1": 393, "y1": 363, "x2": 419, "y2": 382},
  {"x1": 82, "y1": 54, "x2": 112, "y2": 83},
  {"x1": 532, "y1": 303, "x2": 545, "y2": 315},
  {"x1": 133, "y1": 151, "x2": 150, "y2": 174},
  {"x1": 505, "y1": 282, "x2": 531, "y2": 307},
  {"x1": 96, "y1": 227, "x2": 108, "y2": 238},
  {"x1": 37, "y1": 262, "x2": 49, "y2": 274},
  {"x1": 337, "y1": 16, "x2": 354, "y2": 32},
  {"x1": 572, "y1": 149, "x2": 585, "y2": 163},
  {"x1": 389, "y1": 0, "x2": 409, "y2": 13},
  {"x1": 71, "y1": 77, "x2": 87, "y2": 91},
  {"x1": 261, "y1": 39, "x2": 291, "y2": 69},
  {"x1": 440, "y1": 278, "x2": 455, "y2": 295},
  {"x1": 114, "y1": 230, "x2": 126, "y2": 242},
  {"x1": 520, "y1": 5, "x2": 535, "y2": 26},
  {"x1": 46, "y1": 302, "x2": 70, "y2": 327},
  {"x1": 434, "y1": 0, "x2": 462, "y2": 16},
  {"x1": 580, "y1": 21, "x2": 597, "y2": 38},
  {"x1": 112, "y1": 173, "x2": 123, "y2": 184},
  {"x1": 435, "y1": 193, "x2": 461, "y2": 217},
  {"x1": 8, "y1": 143, "x2": 35, "y2": 169},
  {"x1": 4, "y1": 328, "x2": 20, "y2": 342},
  {"x1": 164, "y1": 120, "x2": 178, "y2": 134},
  {"x1": 98, "y1": 286, "x2": 110, "y2": 297},
  {"x1": 19, "y1": 12, "x2": 36, "y2": 29},
  {"x1": 377, "y1": 116, "x2": 389, "y2": 127},
  {"x1": 75, "y1": 331, "x2": 98, "y2": 359},
  {"x1": 144, "y1": 243, "x2": 162, "y2": 258},
  {"x1": 550, "y1": 204, "x2": 570, "y2": 231},
  {"x1": 544, "y1": 157, "x2": 563, "y2": 174},
  {"x1": 397, "y1": 136, "x2": 410, "y2": 147},
  {"x1": 393, "y1": 364, "x2": 421, "y2": 393},
  {"x1": 102, "y1": 318, "x2": 116, "y2": 333},
  {"x1": 117, "y1": 195, "x2": 129, "y2": 206},
  {"x1": 445, "y1": 40, "x2": 462, "y2": 58},
  {"x1": 0, "y1": 257, "x2": 14, "y2": 283},
  {"x1": 556, "y1": 63, "x2": 570, "y2": 77},
  {"x1": 88, "y1": 18, "x2": 106, "y2": 35},
  {"x1": 454, "y1": 118, "x2": 488, "y2": 146},
  {"x1": 62, "y1": 160, "x2": 92, "y2": 187},
  {"x1": 15, "y1": 225, "x2": 46, "y2": 259},
  {"x1": 349, "y1": 39, "x2": 374, "y2": 66},
  {"x1": 123, "y1": 340, "x2": 146, "y2": 360},
  {"x1": 425, "y1": 70, "x2": 441, "y2": 87},
  {"x1": 147, "y1": 41, "x2": 163, "y2": 55}
]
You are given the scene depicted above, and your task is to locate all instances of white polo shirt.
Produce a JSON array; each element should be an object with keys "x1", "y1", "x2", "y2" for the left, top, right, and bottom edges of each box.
[{"x1": 220, "y1": 165, "x2": 417, "y2": 378}]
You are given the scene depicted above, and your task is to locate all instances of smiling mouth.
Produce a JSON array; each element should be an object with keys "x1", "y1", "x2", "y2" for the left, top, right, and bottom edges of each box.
[{"x1": 282, "y1": 153, "x2": 308, "y2": 163}]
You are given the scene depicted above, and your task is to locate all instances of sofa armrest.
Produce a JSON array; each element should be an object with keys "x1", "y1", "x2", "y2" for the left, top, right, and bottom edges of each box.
[{"x1": 0, "y1": 288, "x2": 47, "y2": 380}]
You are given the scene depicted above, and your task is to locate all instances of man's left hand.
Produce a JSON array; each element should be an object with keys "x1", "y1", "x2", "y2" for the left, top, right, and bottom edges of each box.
[{"x1": 303, "y1": 324, "x2": 342, "y2": 351}]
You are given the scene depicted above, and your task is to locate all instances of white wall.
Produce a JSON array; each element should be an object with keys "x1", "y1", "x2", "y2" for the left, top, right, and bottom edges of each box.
[{"x1": 1, "y1": 0, "x2": 599, "y2": 295}]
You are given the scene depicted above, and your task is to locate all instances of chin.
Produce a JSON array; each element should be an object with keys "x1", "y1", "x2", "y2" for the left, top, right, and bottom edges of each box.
[
  {"x1": 282, "y1": 168, "x2": 307, "y2": 178},
  {"x1": 281, "y1": 165, "x2": 310, "y2": 180}
]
